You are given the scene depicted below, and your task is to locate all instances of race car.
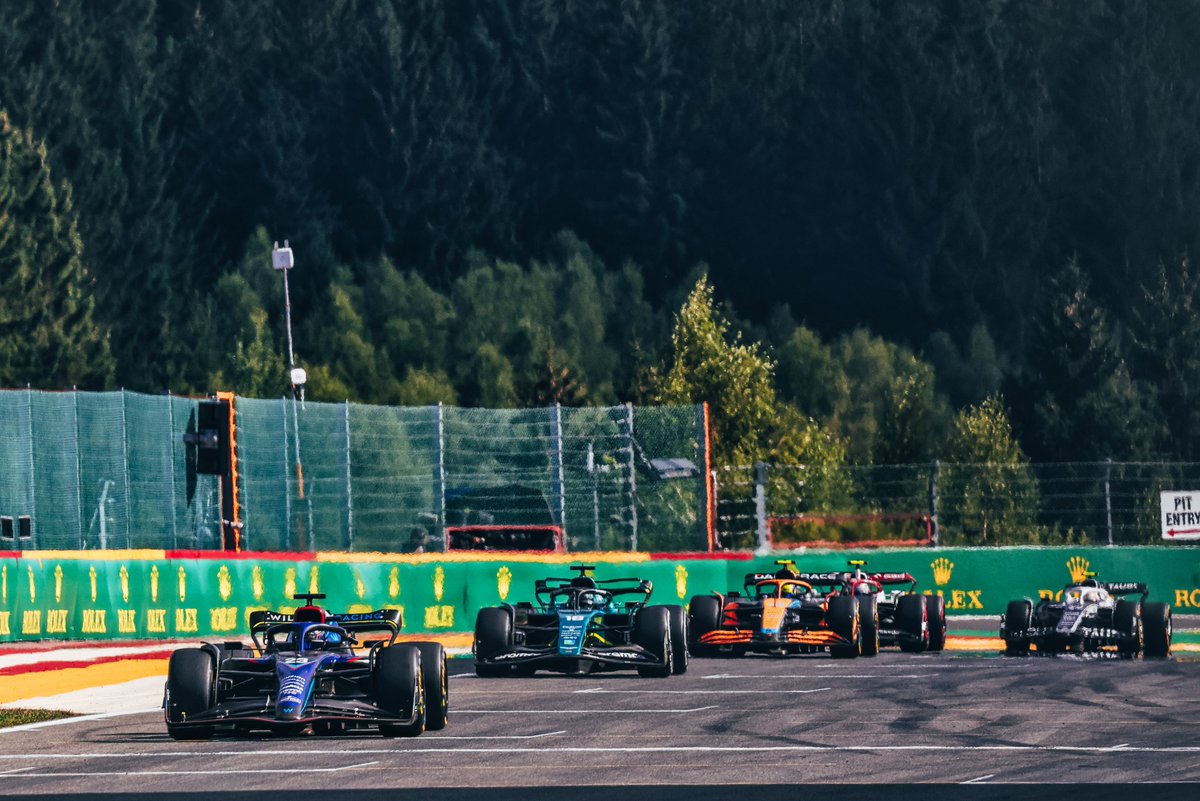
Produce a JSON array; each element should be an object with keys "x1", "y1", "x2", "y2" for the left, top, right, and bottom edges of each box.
[
  {"x1": 843, "y1": 560, "x2": 946, "y2": 654},
  {"x1": 163, "y1": 593, "x2": 448, "y2": 739},
  {"x1": 473, "y1": 564, "x2": 687, "y2": 677},
  {"x1": 1001, "y1": 574, "x2": 1172, "y2": 657},
  {"x1": 688, "y1": 560, "x2": 868, "y2": 658}
]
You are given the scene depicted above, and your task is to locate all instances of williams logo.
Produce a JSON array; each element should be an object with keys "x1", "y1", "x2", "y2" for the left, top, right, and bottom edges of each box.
[
  {"x1": 1067, "y1": 556, "x2": 1090, "y2": 584},
  {"x1": 497, "y1": 566, "x2": 512, "y2": 601},
  {"x1": 931, "y1": 558, "x2": 954, "y2": 587},
  {"x1": 676, "y1": 565, "x2": 688, "y2": 599}
]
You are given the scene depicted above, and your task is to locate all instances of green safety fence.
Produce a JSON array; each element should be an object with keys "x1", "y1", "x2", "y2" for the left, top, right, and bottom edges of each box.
[{"x1": 2, "y1": 547, "x2": 1199, "y2": 642}]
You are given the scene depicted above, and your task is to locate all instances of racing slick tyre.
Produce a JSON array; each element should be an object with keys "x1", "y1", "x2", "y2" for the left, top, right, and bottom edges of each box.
[
  {"x1": 165, "y1": 648, "x2": 215, "y2": 741},
  {"x1": 688, "y1": 595, "x2": 722, "y2": 657},
  {"x1": 416, "y1": 641, "x2": 449, "y2": 731},
  {"x1": 1143, "y1": 602, "x2": 1173, "y2": 658},
  {"x1": 1114, "y1": 599, "x2": 1143, "y2": 657},
  {"x1": 663, "y1": 605, "x2": 690, "y2": 674},
  {"x1": 926, "y1": 593, "x2": 947, "y2": 652},
  {"x1": 376, "y1": 645, "x2": 426, "y2": 737},
  {"x1": 827, "y1": 595, "x2": 861, "y2": 659},
  {"x1": 1002, "y1": 600, "x2": 1032, "y2": 655},
  {"x1": 634, "y1": 606, "x2": 674, "y2": 677},
  {"x1": 896, "y1": 594, "x2": 929, "y2": 653},
  {"x1": 858, "y1": 595, "x2": 880, "y2": 657},
  {"x1": 473, "y1": 607, "x2": 513, "y2": 678}
]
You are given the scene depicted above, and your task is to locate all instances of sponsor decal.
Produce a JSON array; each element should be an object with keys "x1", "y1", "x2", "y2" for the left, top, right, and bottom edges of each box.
[
  {"x1": 178, "y1": 566, "x2": 187, "y2": 602},
  {"x1": 1105, "y1": 582, "x2": 1141, "y2": 593},
  {"x1": 424, "y1": 605, "x2": 454, "y2": 628},
  {"x1": 147, "y1": 608, "x2": 167, "y2": 633},
  {"x1": 279, "y1": 674, "x2": 308, "y2": 703},
  {"x1": 218, "y1": 565, "x2": 233, "y2": 601},
  {"x1": 434, "y1": 566, "x2": 445, "y2": 602},
  {"x1": 82, "y1": 609, "x2": 107, "y2": 634},
  {"x1": 931, "y1": 558, "x2": 954, "y2": 587},
  {"x1": 89, "y1": 565, "x2": 98, "y2": 603},
  {"x1": 799, "y1": 572, "x2": 843, "y2": 582},
  {"x1": 47, "y1": 609, "x2": 68, "y2": 634},
  {"x1": 603, "y1": 651, "x2": 644, "y2": 660},
  {"x1": 55, "y1": 565, "x2": 63, "y2": 603},
  {"x1": 307, "y1": 566, "x2": 320, "y2": 595},
  {"x1": 211, "y1": 606, "x2": 239, "y2": 631},
  {"x1": 284, "y1": 568, "x2": 296, "y2": 600},
  {"x1": 1, "y1": 565, "x2": 6, "y2": 604},
  {"x1": 1067, "y1": 556, "x2": 1091, "y2": 585},
  {"x1": 118, "y1": 609, "x2": 137, "y2": 633},
  {"x1": 119, "y1": 565, "x2": 129, "y2": 603},
  {"x1": 494, "y1": 652, "x2": 532, "y2": 660},
  {"x1": 388, "y1": 567, "x2": 400, "y2": 599},
  {"x1": 22, "y1": 610, "x2": 41, "y2": 635},
  {"x1": 252, "y1": 566, "x2": 265, "y2": 600},
  {"x1": 150, "y1": 565, "x2": 159, "y2": 603},
  {"x1": 925, "y1": 588, "x2": 984, "y2": 610},
  {"x1": 0, "y1": 611, "x2": 9, "y2": 636},
  {"x1": 27, "y1": 566, "x2": 36, "y2": 604},
  {"x1": 1173, "y1": 589, "x2": 1200, "y2": 607},
  {"x1": 676, "y1": 565, "x2": 688, "y2": 599},
  {"x1": 498, "y1": 566, "x2": 512, "y2": 601},
  {"x1": 175, "y1": 608, "x2": 199, "y2": 633},
  {"x1": 354, "y1": 569, "x2": 366, "y2": 600}
]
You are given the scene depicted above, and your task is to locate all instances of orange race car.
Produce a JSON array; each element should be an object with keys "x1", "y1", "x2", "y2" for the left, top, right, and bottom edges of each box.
[{"x1": 687, "y1": 561, "x2": 872, "y2": 659}]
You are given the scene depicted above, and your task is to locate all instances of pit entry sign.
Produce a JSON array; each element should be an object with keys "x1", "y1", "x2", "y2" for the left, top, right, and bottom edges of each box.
[{"x1": 1160, "y1": 490, "x2": 1200, "y2": 541}]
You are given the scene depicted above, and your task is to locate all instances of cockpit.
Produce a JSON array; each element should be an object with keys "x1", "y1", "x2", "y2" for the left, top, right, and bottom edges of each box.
[
  {"x1": 549, "y1": 587, "x2": 614, "y2": 611},
  {"x1": 1064, "y1": 587, "x2": 1108, "y2": 605}
]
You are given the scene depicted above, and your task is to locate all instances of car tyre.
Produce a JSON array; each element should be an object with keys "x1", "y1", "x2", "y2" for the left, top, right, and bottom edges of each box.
[
  {"x1": 827, "y1": 595, "x2": 860, "y2": 659},
  {"x1": 634, "y1": 606, "x2": 674, "y2": 677},
  {"x1": 165, "y1": 648, "x2": 215, "y2": 741},
  {"x1": 1003, "y1": 600, "x2": 1032, "y2": 655},
  {"x1": 1143, "y1": 602, "x2": 1172, "y2": 658},
  {"x1": 858, "y1": 594, "x2": 880, "y2": 657},
  {"x1": 1113, "y1": 599, "x2": 1142, "y2": 657},
  {"x1": 896, "y1": 594, "x2": 928, "y2": 653},
  {"x1": 663, "y1": 605, "x2": 689, "y2": 674},
  {"x1": 415, "y1": 641, "x2": 448, "y2": 730},
  {"x1": 688, "y1": 595, "x2": 722, "y2": 657},
  {"x1": 926, "y1": 593, "x2": 947, "y2": 652},
  {"x1": 474, "y1": 607, "x2": 513, "y2": 678},
  {"x1": 376, "y1": 645, "x2": 425, "y2": 737}
]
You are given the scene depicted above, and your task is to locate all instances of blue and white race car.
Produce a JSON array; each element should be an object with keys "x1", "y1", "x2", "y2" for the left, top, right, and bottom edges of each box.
[
  {"x1": 473, "y1": 564, "x2": 688, "y2": 677},
  {"x1": 164, "y1": 593, "x2": 447, "y2": 739}
]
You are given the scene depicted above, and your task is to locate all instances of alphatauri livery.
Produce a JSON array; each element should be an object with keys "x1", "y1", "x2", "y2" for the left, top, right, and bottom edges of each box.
[
  {"x1": 688, "y1": 560, "x2": 869, "y2": 658},
  {"x1": 473, "y1": 564, "x2": 688, "y2": 677},
  {"x1": 1001, "y1": 574, "x2": 1172, "y2": 657},
  {"x1": 163, "y1": 594, "x2": 448, "y2": 739}
]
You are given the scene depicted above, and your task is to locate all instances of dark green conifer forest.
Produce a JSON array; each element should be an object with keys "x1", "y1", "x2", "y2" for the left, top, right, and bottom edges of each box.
[{"x1": 3, "y1": 0, "x2": 1200, "y2": 464}]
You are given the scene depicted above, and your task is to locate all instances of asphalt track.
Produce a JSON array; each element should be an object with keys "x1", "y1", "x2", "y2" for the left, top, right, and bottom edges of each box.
[{"x1": 2, "y1": 648, "x2": 1199, "y2": 801}]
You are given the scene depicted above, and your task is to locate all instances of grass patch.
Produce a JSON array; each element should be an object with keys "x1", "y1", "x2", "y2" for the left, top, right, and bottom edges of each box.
[{"x1": 0, "y1": 708, "x2": 76, "y2": 728}]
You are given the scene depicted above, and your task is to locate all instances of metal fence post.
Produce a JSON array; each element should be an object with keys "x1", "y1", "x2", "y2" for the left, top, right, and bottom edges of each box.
[
  {"x1": 282, "y1": 400, "x2": 293, "y2": 550},
  {"x1": 74, "y1": 390, "x2": 84, "y2": 549},
  {"x1": 929, "y1": 459, "x2": 940, "y2": 546},
  {"x1": 624, "y1": 402, "x2": 638, "y2": 551},
  {"x1": 550, "y1": 403, "x2": 566, "y2": 534},
  {"x1": 1104, "y1": 457, "x2": 1114, "y2": 546},
  {"x1": 165, "y1": 393, "x2": 178, "y2": 549},
  {"x1": 25, "y1": 390, "x2": 37, "y2": 549},
  {"x1": 754, "y1": 461, "x2": 769, "y2": 551},
  {"x1": 344, "y1": 401, "x2": 354, "y2": 551}
]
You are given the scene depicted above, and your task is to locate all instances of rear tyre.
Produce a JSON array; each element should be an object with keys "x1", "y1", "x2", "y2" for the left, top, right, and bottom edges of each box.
[
  {"x1": 1143, "y1": 602, "x2": 1173, "y2": 658},
  {"x1": 663, "y1": 605, "x2": 689, "y2": 674},
  {"x1": 1003, "y1": 600, "x2": 1032, "y2": 656},
  {"x1": 896, "y1": 594, "x2": 928, "y2": 653},
  {"x1": 474, "y1": 607, "x2": 513, "y2": 678},
  {"x1": 926, "y1": 594, "x2": 947, "y2": 652},
  {"x1": 415, "y1": 642, "x2": 448, "y2": 731},
  {"x1": 827, "y1": 595, "x2": 860, "y2": 659},
  {"x1": 1114, "y1": 600, "x2": 1142, "y2": 657},
  {"x1": 634, "y1": 606, "x2": 673, "y2": 677},
  {"x1": 376, "y1": 645, "x2": 425, "y2": 737},
  {"x1": 858, "y1": 595, "x2": 880, "y2": 657},
  {"x1": 688, "y1": 595, "x2": 722, "y2": 657},
  {"x1": 165, "y1": 648, "x2": 215, "y2": 741}
]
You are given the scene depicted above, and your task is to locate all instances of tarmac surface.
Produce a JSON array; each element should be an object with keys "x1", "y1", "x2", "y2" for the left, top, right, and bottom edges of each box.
[{"x1": 2, "y1": 644, "x2": 1199, "y2": 800}]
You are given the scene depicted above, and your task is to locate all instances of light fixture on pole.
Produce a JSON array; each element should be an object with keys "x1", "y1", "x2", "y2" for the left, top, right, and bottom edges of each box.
[{"x1": 272, "y1": 240, "x2": 312, "y2": 548}]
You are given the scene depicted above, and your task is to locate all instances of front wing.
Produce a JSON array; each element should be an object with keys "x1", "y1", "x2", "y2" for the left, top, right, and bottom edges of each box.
[{"x1": 476, "y1": 643, "x2": 665, "y2": 671}]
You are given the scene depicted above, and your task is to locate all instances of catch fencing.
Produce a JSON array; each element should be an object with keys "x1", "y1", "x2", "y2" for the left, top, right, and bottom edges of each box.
[
  {"x1": 716, "y1": 461, "x2": 1200, "y2": 549},
  {"x1": 0, "y1": 390, "x2": 711, "y2": 553}
]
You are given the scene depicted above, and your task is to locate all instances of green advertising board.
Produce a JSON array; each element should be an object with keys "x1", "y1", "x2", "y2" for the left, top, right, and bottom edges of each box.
[{"x1": 1, "y1": 547, "x2": 1198, "y2": 642}]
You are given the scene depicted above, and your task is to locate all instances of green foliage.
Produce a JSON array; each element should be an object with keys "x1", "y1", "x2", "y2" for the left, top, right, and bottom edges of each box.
[
  {"x1": 0, "y1": 111, "x2": 113, "y2": 389},
  {"x1": 940, "y1": 396, "x2": 1039, "y2": 545}
]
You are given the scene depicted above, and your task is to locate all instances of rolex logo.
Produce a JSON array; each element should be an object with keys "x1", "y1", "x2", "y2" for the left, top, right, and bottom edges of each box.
[
  {"x1": 150, "y1": 565, "x2": 159, "y2": 603},
  {"x1": 308, "y1": 566, "x2": 320, "y2": 595},
  {"x1": 284, "y1": 568, "x2": 296, "y2": 600},
  {"x1": 178, "y1": 566, "x2": 187, "y2": 602},
  {"x1": 218, "y1": 565, "x2": 232, "y2": 602},
  {"x1": 433, "y1": 566, "x2": 445, "y2": 602},
  {"x1": 388, "y1": 567, "x2": 400, "y2": 600},
  {"x1": 355, "y1": 570, "x2": 366, "y2": 600},
  {"x1": 497, "y1": 566, "x2": 512, "y2": 601},
  {"x1": 1067, "y1": 556, "x2": 1090, "y2": 585},
  {"x1": 55, "y1": 565, "x2": 64, "y2": 603},
  {"x1": 675, "y1": 565, "x2": 688, "y2": 599},
  {"x1": 252, "y1": 566, "x2": 264, "y2": 600},
  {"x1": 119, "y1": 565, "x2": 130, "y2": 603},
  {"x1": 27, "y1": 566, "x2": 35, "y2": 604},
  {"x1": 931, "y1": 558, "x2": 954, "y2": 587},
  {"x1": 89, "y1": 565, "x2": 98, "y2": 603}
]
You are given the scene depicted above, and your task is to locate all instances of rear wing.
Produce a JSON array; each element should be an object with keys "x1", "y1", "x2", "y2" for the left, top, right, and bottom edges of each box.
[
  {"x1": 248, "y1": 608, "x2": 403, "y2": 637},
  {"x1": 1101, "y1": 582, "x2": 1149, "y2": 600}
]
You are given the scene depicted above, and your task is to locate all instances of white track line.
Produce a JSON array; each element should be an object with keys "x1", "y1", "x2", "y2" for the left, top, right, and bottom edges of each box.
[
  {"x1": 961, "y1": 774, "x2": 995, "y2": 784},
  {"x1": 0, "y1": 708, "x2": 159, "y2": 734},
  {"x1": 574, "y1": 687, "x2": 831, "y2": 695},
  {"x1": 453, "y1": 706, "x2": 719, "y2": 713},
  {"x1": 9, "y1": 761, "x2": 380, "y2": 778},
  {"x1": 701, "y1": 673, "x2": 933, "y2": 679}
]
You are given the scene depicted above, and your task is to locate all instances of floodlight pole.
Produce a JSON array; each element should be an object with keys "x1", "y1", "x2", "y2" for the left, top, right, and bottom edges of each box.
[{"x1": 273, "y1": 240, "x2": 312, "y2": 547}]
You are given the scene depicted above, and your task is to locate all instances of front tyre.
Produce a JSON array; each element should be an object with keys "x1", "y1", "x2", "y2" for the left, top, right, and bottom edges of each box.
[
  {"x1": 858, "y1": 595, "x2": 880, "y2": 657},
  {"x1": 415, "y1": 641, "x2": 448, "y2": 730},
  {"x1": 926, "y1": 594, "x2": 947, "y2": 652},
  {"x1": 688, "y1": 595, "x2": 722, "y2": 657},
  {"x1": 634, "y1": 606, "x2": 674, "y2": 677},
  {"x1": 1143, "y1": 602, "x2": 1172, "y2": 658},
  {"x1": 663, "y1": 605, "x2": 689, "y2": 674},
  {"x1": 165, "y1": 648, "x2": 215, "y2": 741},
  {"x1": 376, "y1": 645, "x2": 425, "y2": 737},
  {"x1": 896, "y1": 594, "x2": 928, "y2": 653},
  {"x1": 1114, "y1": 599, "x2": 1142, "y2": 657},
  {"x1": 1003, "y1": 600, "x2": 1032, "y2": 655},
  {"x1": 827, "y1": 595, "x2": 860, "y2": 659},
  {"x1": 474, "y1": 607, "x2": 513, "y2": 678}
]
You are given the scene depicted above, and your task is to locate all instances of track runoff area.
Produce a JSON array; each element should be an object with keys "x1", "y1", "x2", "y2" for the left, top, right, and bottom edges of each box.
[{"x1": 2, "y1": 629, "x2": 1200, "y2": 800}]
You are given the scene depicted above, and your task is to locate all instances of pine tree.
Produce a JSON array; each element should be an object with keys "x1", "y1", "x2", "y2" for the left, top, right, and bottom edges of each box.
[{"x1": 0, "y1": 111, "x2": 113, "y2": 388}]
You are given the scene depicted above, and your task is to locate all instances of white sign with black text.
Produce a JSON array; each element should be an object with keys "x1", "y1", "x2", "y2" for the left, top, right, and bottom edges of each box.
[{"x1": 1160, "y1": 490, "x2": 1200, "y2": 541}]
